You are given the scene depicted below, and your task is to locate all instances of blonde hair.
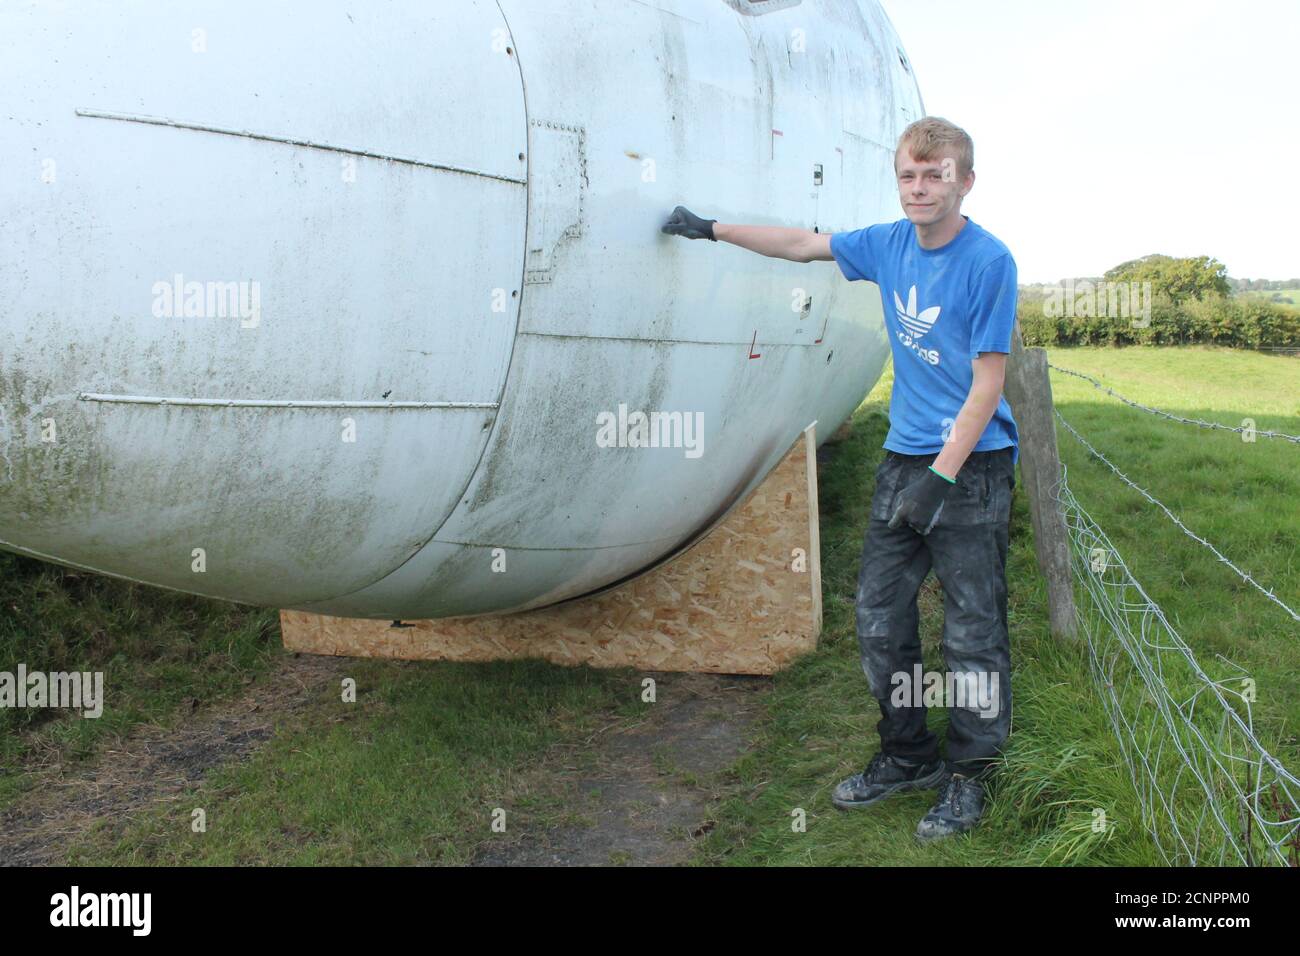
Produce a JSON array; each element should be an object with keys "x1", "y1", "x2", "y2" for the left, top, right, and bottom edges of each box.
[{"x1": 896, "y1": 117, "x2": 974, "y2": 179}]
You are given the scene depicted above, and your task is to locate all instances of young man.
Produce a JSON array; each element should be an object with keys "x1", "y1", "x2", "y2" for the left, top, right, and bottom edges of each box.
[{"x1": 662, "y1": 117, "x2": 1019, "y2": 840}]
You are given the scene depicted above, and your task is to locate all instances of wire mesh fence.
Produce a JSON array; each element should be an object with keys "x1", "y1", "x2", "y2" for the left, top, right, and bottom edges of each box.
[{"x1": 1051, "y1": 410, "x2": 1300, "y2": 865}]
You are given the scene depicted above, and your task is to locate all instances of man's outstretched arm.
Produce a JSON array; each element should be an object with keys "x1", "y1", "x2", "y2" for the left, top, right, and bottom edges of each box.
[{"x1": 662, "y1": 205, "x2": 833, "y2": 262}]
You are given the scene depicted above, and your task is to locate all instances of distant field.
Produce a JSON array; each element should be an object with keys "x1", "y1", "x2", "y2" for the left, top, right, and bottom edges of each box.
[
  {"x1": 1041, "y1": 345, "x2": 1299, "y2": 783},
  {"x1": 1238, "y1": 287, "x2": 1300, "y2": 310}
]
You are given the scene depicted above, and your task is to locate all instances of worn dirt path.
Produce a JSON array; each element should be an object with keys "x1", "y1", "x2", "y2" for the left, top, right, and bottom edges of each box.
[
  {"x1": 471, "y1": 672, "x2": 768, "y2": 866},
  {"x1": 1, "y1": 659, "x2": 768, "y2": 866}
]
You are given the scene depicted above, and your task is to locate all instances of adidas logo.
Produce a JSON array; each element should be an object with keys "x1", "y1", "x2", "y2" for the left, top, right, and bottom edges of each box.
[
  {"x1": 893, "y1": 285, "x2": 942, "y2": 366},
  {"x1": 895, "y1": 286, "x2": 941, "y2": 336}
]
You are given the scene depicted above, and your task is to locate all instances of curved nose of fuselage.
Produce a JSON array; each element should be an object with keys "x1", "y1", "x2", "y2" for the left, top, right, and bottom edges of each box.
[{"x1": 0, "y1": 1, "x2": 529, "y2": 608}]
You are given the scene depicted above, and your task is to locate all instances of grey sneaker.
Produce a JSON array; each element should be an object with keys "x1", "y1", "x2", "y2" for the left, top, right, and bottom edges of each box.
[
  {"x1": 915, "y1": 771, "x2": 986, "y2": 840},
  {"x1": 831, "y1": 752, "x2": 946, "y2": 810}
]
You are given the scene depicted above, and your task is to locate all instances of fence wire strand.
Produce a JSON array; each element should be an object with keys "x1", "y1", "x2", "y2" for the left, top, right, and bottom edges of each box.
[{"x1": 1048, "y1": 362, "x2": 1300, "y2": 444}]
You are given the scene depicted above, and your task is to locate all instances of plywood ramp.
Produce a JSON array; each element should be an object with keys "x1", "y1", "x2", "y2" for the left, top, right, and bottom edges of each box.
[{"x1": 280, "y1": 423, "x2": 822, "y2": 675}]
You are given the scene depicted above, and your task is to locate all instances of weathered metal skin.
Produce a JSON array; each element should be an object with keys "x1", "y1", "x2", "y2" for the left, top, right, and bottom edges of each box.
[{"x1": 0, "y1": 0, "x2": 922, "y2": 619}]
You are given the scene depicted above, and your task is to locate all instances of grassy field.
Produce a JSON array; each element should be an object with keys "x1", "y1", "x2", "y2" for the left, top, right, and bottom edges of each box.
[
  {"x1": 2, "y1": 345, "x2": 1295, "y2": 864},
  {"x1": 64, "y1": 659, "x2": 634, "y2": 865},
  {"x1": 1238, "y1": 288, "x2": 1300, "y2": 311},
  {"x1": 1036, "y1": 347, "x2": 1299, "y2": 799},
  {"x1": 1043, "y1": 344, "x2": 1298, "y2": 769},
  {"x1": 0, "y1": 559, "x2": 281, "y2": 808}
]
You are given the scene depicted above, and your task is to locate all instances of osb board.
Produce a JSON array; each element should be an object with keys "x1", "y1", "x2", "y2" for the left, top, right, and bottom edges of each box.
[{"x1": 280, "y1": 423, "x2": 821, "y2": 675}]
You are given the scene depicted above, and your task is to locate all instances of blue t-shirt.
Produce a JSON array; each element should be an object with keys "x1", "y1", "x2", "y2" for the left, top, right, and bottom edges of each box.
[{"x1": 830, "y1": 216, "x2": 1020, "y2": 466}]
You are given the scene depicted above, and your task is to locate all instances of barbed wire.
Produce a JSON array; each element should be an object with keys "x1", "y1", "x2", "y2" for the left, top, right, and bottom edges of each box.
[
  {"x1": 1048, "y1": 362, "x2": 1300, "y2": 444},
  {"x1": 1052, "y1": 463, "x2": 1300, "y2": 865},
  {"x1": 1054, "y1": 410, "x2": 1300, "y2": 623}
]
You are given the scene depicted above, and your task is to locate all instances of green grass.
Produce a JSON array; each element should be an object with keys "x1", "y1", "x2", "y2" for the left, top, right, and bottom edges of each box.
[
  {"x1": 67, "y1": 658, "x2": 633, "y2": 865},
  {"x1": 0, "y1": 556, "x2": 281, "y2": 808},
  {"x1": 1043, "y1": 346, "x2": 1300, "y2": 772}
]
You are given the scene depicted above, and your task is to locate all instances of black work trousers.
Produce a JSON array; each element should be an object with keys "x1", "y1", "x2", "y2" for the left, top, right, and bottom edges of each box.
[{"x1": 854, "y1": 447, "x2": 1017, "y2": 778}]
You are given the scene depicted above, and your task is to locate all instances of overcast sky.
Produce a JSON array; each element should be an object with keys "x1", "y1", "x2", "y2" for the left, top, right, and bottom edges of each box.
[{"x1": 878, "y1": 0, "x2": 1298, "y2": 283}]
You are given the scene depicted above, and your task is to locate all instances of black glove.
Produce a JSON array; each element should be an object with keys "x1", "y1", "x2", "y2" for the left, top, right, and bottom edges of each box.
[
  {"x1": 661, "y1": 205, "x2": 717, "y2": 241},
  {"x1": 888, "y1": 466, "x2": 957, "y2": 535}
]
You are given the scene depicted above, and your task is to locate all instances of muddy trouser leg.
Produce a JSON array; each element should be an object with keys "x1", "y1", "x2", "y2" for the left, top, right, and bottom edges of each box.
[
  {"x1": 924, "y1": 448, "x2": 1015, "y2": 780},
  {"x1": 855, "y1": 454, "x2": 940, "y2": 764}
]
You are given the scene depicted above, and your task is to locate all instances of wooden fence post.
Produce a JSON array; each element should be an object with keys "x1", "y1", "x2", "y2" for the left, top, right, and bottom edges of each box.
[{"x1": 1004, "y1": 321, "x2": 1078, "y2": 640}]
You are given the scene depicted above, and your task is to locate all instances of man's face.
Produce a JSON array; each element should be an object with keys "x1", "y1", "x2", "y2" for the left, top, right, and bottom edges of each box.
[{"x1": 894, "y1": 148, "x2": 973, "y2": 227}]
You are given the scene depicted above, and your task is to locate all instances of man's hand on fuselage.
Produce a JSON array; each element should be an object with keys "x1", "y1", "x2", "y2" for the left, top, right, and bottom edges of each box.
[{"x1": 662, "y1": 206, "x2": 834, "y2": 262}]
